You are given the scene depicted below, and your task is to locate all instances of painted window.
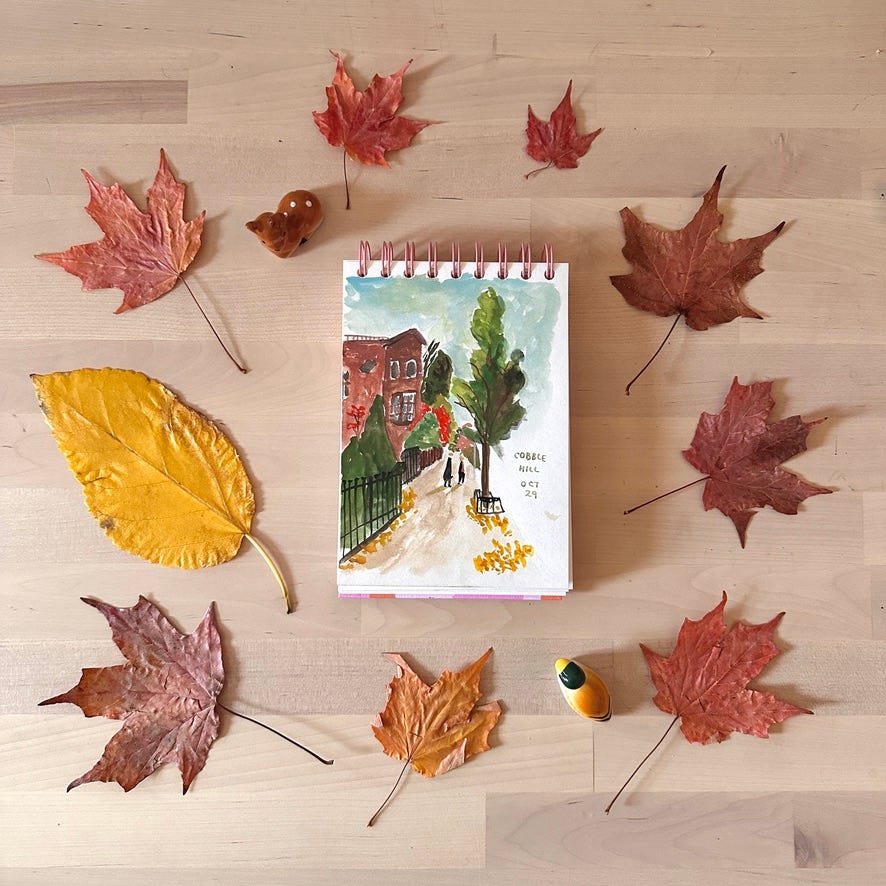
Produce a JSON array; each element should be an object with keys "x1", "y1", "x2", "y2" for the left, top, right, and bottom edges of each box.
[
  {"x1": 405, "y1": 359, "x2": 418, "y2": 378},
  {"x1": 401, "y1": 391, "x2": 416, "y2": 422},
  {"x1": 389, "y1": 359, "x2": 400, "y2": 379},
  {"x1": 342, "y1": 370, "x2": 350, "y2": 399},
  {"x1": 390, "y1": 391, "x2": 416, "y2": 425}
]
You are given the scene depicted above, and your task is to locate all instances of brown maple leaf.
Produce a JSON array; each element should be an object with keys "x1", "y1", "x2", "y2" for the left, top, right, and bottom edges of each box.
[
  {"x1": 368, "y1": 647, "x2": 500, "y2": 826},
  {"x1": 683, "y1": 377, "x2": 832, "y2": 546},
  {"x1": 313, "y1": 52, "x2": 435, "y2": 208},
  {"x1": 37, "y1": 149, "x2": 204, "y2": 314},
  {"x1": 611, "y1": 166, "x2": 784, "y2": 394},
  {"x1": 525, "y1": 80, "x2": 602, "y2": 178},
  {"x1": 606, "y1": 593, "x2": 811, "y2": 813},
  {"x1": 40, "y1": 596, "x2": 223, "y2": 793}
]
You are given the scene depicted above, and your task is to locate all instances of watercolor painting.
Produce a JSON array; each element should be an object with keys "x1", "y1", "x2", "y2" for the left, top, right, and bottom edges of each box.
[{"x1": 338, "y1": 264, "x2": 570, "y2": 597}]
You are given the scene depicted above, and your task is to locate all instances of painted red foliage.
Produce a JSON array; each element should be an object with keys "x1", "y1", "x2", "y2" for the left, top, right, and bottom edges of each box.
[
  {"x1": 525, "y1": 80, "x2": 602, "y2": 178},
  {"x1": 684, "y1": 378, "x2": 831, "y2": 546},
  {"x1": 611, "y1": 166, "x2": 784, "y2": 331},
  {"x1": 641, "y1": 593, "x2": 812, "y2": 744},
  {"x1": 408, "y1": 402, "x2": 451, "y2": 445},
  {"x1": 39, "y1": 596, "x2": 223, "y2": 793},
  {"x1": 313, "y1": 52, "x2": 434, "y2": 167},
  {"x1": 434, "y1": 406, "x2": 451, "y2": 446},
  {"x1": 36, "y1": 150, "x2": 204, "y2": 314}
]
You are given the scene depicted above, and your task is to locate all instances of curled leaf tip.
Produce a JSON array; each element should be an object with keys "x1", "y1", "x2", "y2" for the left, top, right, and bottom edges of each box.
[{"x1": 715, "y1": 164, "x2": 727, "y2": 182}]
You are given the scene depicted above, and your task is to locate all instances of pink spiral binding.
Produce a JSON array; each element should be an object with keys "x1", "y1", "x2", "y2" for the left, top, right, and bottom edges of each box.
[
  {"x1": 520, "y1": 242, "x2": 531, "y2": 279},
  {"x1": 381, "y1": 241, "x2": 394, "y2": 277},
  {"x1": 354, "y1": 242, "x2": 553, "y2": 279},
  {"x1": 543, "y1": 242, "x2": 554, "y2": 280},
  {"x1": 451, "y1": 241, "x2": 461, "y2": 278},
  {"x1": 428, "y1": 240, "x2": 438, "y2": 278},
  {"x1": 358, "y1": 240, "x2": 371, "y2": 277}
]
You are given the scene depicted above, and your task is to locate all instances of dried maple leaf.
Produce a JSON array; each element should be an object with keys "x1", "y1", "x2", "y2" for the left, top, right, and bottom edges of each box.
[
  {"x1": 606, "y1": 593, "x2": 812, "y2": 813},
  {"x1": 32, "y1": 368, "x2": 291, "y2": 612},
  {"x1": 683, "y1": 377, "x2": 832, "y2": 546},
  {"x1": 40, "y1": 596, "x2": 223, "y2": 793},
  {"x1": 611, "y1": 166, "x2": 784, "y2": 394},
  {"x1": 368, "y1": 648, "x2": 500, "y2": 825},
  {"x1": 525, "y1": 80, "x2": 602, "y2": 178},
  {"x1": 312, "y1": 52, "x2": 435, "y2": 208},
  {"x1": 38, "y1": 149, "x2": 203, "y2": 314},
  {"x1": 36, "y1": 150, "x2": 243, "y2": 371},
  {"x1": 626, "y1": 377, "x2": 831, "y2": 547}
]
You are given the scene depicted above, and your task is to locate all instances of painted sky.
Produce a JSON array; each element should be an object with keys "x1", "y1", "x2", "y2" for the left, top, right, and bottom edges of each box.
[{"x1": 344, "y1": 274, "x2": 561, "y2": 415}]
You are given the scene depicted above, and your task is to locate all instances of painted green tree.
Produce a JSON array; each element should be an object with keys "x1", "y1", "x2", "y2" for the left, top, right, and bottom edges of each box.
[
  {"x1": 404, "y1": 411, "x2": 441, "y2": 450},
  {"x1": 341, "y1": 395, "x2": 398, "y2": 481},
  {"x1": 421, "y1": 339, "x2": 453, "y2": 405},
  {"x1": 451, "y1": 287, "x2": 527, "y2": 498}
]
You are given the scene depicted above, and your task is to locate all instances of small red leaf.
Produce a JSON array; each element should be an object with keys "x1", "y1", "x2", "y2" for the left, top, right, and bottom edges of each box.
[
  {"x1": 313, "y1": 52, "x2": 434, "y2": 166},
  {"x1": 525, "y1": 80, "x2": 602, "y2": 178}
]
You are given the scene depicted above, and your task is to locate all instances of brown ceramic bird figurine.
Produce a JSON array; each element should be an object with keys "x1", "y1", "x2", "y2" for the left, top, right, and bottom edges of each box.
[{"x1": 245, "y1": 190, "x2": 324, "y2": 258}]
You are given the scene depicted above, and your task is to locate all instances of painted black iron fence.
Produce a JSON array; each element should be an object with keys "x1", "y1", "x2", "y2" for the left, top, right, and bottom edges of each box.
[
  {"x1": 402, "y1": 445, "x2": 443, "y2": 483},
  {"x1": 340, "y1": 463, "x2": 405, "y2": 561}
]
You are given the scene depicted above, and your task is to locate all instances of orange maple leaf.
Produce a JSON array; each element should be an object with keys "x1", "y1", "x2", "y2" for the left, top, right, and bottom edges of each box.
[
  {"x1": 37, "y1": 149, "x2": 205, "y2": 314},
  {"x1": 369, "y1": 648, "x2": 500, "y2": 825}
]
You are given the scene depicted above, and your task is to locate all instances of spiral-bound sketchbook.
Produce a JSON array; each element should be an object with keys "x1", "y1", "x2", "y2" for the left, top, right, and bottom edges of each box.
[{"x1": 338, "y1": 244, "x2": 571, "y2": 599}]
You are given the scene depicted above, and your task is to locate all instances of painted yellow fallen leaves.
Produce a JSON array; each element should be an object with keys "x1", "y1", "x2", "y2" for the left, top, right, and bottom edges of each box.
[
  {"x1": 32, "y1": 368, "x2": 291, "y2": 612},
  {"x1": 369, "y1": 647, "x2": 500, "y2": 826}
]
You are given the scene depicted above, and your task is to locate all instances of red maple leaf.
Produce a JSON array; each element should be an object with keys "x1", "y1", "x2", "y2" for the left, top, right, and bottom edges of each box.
[
  {"x1": 39, "y1": 596, "x2": 223, "y2": 793},
  {"x1": 313, "y1": 52, "x2": 435, "y2": 208},
  {"x1": 524, "y1": 80, "x2": 602, "y2": 179},
  {"x1": 683, "y1": 378, "x2": 832, "y2": 546},
  {"x1": 642, "y1": 593, "x2": 812, "y2": 744},
  {"x1": 37, "y1": 149, "x2": 205, "y2": 315},
  {"x1": 606, "y1": 593, "x2": 811, "y2": 813},
  {"x1": 611, "y1": 167, "x2": 784, "y2": 394}
]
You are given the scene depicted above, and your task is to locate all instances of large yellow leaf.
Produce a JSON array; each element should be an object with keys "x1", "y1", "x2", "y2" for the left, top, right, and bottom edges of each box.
[{"x1": 32, "y1": 368, "x2": 290, "y2": 612}]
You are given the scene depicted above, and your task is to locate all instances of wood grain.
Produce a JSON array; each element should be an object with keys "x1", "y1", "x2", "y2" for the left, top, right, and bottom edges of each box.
[
  {"x1": 2, "y1": 0, "x2": 885, "y2": 882},
  {"x1": 0, "y1": 81, "x2": 187, "y2": 123}
]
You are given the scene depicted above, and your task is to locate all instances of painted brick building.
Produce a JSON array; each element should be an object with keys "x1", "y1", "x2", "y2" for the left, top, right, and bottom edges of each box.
[{"x1": 342, "y1": 328, "x2": 426, "y2": 458}]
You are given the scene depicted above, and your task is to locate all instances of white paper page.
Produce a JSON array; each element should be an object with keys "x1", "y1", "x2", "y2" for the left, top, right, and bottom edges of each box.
[{"x1": 337, "y1": 259, "x2": 571, "y2": 598}]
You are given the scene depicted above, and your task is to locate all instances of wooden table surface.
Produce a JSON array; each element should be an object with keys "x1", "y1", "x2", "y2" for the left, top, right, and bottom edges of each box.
[{"x1": 2, "y1": 2, "x2": 885, "y2": 883}]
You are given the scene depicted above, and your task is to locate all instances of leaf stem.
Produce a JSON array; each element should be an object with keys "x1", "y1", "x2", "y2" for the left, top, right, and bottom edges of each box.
[
  {"x1": 244, "y1": 533, "x2": 292, "y2": 614},
  {"x1": 218, "y1": 703, "x2": 333, "y2": 765},
  {"x1": 524, "y1": 161, "x2": 554, "y2": 180},
  {"x1": 604, "y1": 715, "x2": 679, "y2": 815},
  {"x1": 367, "y1": 756, "x2": 413, "y2": 827},
  {"x1": 624, "y1": 476, "x2": 710, "y2": 515},
  {"x1": 179, "y1": 275, "x2": 248, "y2": 374},
  {"x1": 343, "y1": 149, "x2": 351, "y2": 210},
  {"x1": 625, "y1": 311, "x2": 683, "y2": 396}
]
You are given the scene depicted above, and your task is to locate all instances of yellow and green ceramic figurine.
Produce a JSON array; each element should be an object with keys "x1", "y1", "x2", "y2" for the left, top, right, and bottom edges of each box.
[{"x1": 555, "y1": 658, "x2": 611, "y2": 721}]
